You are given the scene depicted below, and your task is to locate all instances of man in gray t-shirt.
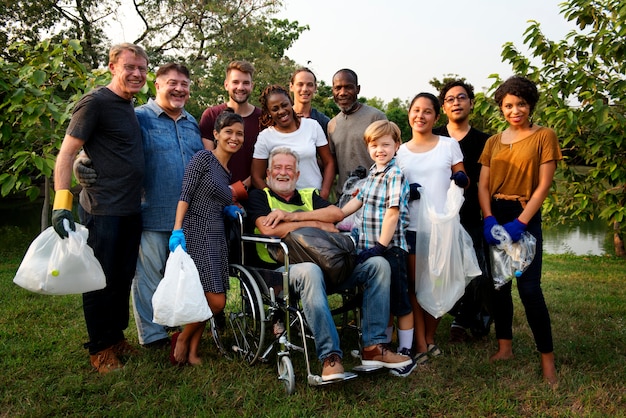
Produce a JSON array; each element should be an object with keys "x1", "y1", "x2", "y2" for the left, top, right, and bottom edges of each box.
[{"x1": 328, "y1": 69, "x2": 386, "y2": 195}]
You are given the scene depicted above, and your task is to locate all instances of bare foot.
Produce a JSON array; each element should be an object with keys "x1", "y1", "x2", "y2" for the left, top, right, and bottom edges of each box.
[
  {"x1": 173, "y1": 335, "x2": 189, "y2": 364},
  {"x1": 489, "y1": 350, "x2": 514, "y2": 362},
  {"x1": 541, "y1": 353, "x2": 557, "y2": 386},
  {"x1": 188, "y1": 354, "x2": 203, "y2": 366}
]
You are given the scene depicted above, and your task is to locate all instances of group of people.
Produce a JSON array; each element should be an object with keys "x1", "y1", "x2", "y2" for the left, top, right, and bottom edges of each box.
[{"x1": 51, "y1": 42, "x2": 560, "y2": 386}]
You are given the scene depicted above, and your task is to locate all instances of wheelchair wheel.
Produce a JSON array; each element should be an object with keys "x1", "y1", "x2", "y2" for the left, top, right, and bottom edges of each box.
[
  {"x1": 224, "y1": 264, "x2": 266, "y2": 365},
  {"x1": 278, "y1": 355, "x2": 296, "y2": 395}
]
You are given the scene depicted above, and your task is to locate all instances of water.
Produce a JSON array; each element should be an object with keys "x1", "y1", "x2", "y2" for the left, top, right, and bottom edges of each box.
[
  {"x1": 543, "y1": 218, "x2": 611, "y2": 256},
  {"x1": 0, "y1": 198, "x2": 615, "y2": 256}
]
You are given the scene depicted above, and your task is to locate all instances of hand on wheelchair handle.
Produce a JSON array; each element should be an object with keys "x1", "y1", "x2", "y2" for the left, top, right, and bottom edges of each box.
[
  {"x1": 223, "y1": 204, "x2": 245, "y2": 221},
  {"x1": 356, "y1": 242, "x2": 387, "y2": 264}
]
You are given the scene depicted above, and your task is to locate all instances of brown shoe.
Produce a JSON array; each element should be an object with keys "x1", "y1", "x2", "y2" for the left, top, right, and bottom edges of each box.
[
  {"x1": 361, "y1": 344, "x2": 412, "y2": 369},
  {"x1": 449, "y1": 325, "x2": 470, "y2": 343},
  {"x1": 90, "y1": 347, "x2": 123, "y2": 374},
  {"x1": 322, "y1": 353, "x2": 345, "y2": 381},
  {"x1": 112, "y1": 339, "x2": 140, "y2": 358}
]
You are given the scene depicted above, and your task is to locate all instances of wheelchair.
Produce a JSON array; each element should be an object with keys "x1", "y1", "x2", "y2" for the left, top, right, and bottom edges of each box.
[{"x1": 212, "y1": 213, "x2": 368, "y2": 395}]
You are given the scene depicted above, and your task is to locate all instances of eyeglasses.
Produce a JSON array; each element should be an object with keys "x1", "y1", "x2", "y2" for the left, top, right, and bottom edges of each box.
[
  {"x1": 443, "y1": 93, "x2": 469, "y2": 105},
  {"x1": 122, "y1": 64, "x2": 148, "y2": 74}
]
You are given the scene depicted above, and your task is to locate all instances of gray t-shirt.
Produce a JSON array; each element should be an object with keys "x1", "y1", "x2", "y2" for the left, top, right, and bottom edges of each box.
[
  {"x1": 67, "y1": 87, "x2": 144, "y2": 215},
  {"x1": 328, "y1": 103, "x2": 386, "y2": 193}
]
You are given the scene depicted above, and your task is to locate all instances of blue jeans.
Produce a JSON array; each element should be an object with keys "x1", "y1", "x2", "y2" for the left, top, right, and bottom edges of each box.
[
  {"x1": 287, "y1": 256, "x2": 391, "y2": 360},
  {"x1": 336, "y1": 255, "x2": 391, "y2": 348},
  {"x1": 287, "y1": 263, "x2": 341, "y2": 361},
  {"x1": 131, "y1": 231, "x2": 170, "y2": 345},
  {"x1": 79, "y1": 208, "x2": 142, "y2": 354}
]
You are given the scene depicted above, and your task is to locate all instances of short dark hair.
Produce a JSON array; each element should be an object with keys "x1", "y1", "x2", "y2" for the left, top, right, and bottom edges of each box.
[
  {"x1": 214, "y1": 108, "x2": 244, "y2": 132},
  {"x1": 438, "y1": 79, "x2": 475, "y2": 104},
  {"x1": 156, "y1": 63, "x2": 190, "y2": 79},
  {"x1": 333, "y1": 68, "x2": 358, "y2": 85},
  {"x1": 494, "y1": 76, "x2": 540, "y2": 115},
  {"x1": 409, "y1": 92, "x2": 441, "y2": 118}
]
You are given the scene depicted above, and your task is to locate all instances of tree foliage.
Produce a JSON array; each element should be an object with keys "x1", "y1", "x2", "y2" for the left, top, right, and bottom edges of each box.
[{"x1": 490, "y1": 0, "x2": 626, "y2": 252}]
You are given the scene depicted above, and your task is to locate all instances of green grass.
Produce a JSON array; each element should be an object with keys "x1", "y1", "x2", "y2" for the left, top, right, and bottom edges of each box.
[{"x1": 1, "y1": 228, "x2": 625, "y2": 417}]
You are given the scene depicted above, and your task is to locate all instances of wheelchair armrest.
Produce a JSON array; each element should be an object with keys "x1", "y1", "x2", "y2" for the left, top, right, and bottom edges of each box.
[{"x1": 241, "y1": 233, "x2": 283, "y2": 245}]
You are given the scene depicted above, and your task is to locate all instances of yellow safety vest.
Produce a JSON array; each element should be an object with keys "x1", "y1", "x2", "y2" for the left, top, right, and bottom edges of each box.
[{"x1": 255, "y1": 188, "x2": 316, "y2": 263}]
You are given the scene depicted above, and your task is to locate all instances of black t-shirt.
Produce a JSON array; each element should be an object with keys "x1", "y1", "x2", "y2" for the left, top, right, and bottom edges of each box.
[
  {"x1": 432, "y1": 125, "x2": 489, "y2": 227},
  {"x1": 67, "y1": 87, "x2": 144, "y2": 215}
]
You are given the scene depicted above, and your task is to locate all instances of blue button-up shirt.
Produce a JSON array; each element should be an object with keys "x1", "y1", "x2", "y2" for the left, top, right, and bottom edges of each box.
[{"x1": 135, "y1": 98, "x2": 203, "y2": 231}]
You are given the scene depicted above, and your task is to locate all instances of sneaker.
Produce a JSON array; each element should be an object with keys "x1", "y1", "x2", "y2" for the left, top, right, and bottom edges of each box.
[
  {"x1": 90, "y1": 347, "x2": 123, "y2": 374},
  {"x1": 427, "y1": 343, "x2": 443, "y2": 357},
  {"x1": 361, "y1": 344, "x2": 412, "y2": 369},
  {"x1": 322, "y1": 353, "x2": 345, "y2": 381},
  {"x1": 449, "y1": 325, "x2": 470, "y2": 343},
  {"x1": 112, "y1": 339, "x2": 140, "y2": 357},
  {"x1": 390, "y1": 348, "x2": 418, "y2": 378}
]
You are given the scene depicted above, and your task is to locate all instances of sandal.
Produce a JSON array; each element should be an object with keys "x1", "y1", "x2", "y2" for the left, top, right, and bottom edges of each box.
[
  {"x1": 414, "y1": 352, "x2": 429, "y2": 365},
  {"x1": 427, "y1": 343, "x2": 443, "y2": 357}
]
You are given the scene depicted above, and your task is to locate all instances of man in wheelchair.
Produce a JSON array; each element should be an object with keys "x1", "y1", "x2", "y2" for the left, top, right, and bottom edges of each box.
[{"x1": 246, "y1": 147, "x2": 412, "y2": 381}]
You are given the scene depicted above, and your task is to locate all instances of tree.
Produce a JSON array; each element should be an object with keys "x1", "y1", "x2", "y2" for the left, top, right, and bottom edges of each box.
[
  {"x1": 0, "y1": 39, "x2": 110, "y2": 228},
  {"x1": 493, "y1": 0, "x2": 626, "y2": 256}
]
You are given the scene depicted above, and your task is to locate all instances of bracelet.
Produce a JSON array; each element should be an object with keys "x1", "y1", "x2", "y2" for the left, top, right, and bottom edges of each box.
[{"x1": 53, "y1": 189, "x2": 73, "y2": 211}]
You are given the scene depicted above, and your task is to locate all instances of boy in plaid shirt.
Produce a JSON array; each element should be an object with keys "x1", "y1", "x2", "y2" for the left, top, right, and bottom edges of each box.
[{"x1": 341, "y1": 120, "x2": 416, "y2": 377}]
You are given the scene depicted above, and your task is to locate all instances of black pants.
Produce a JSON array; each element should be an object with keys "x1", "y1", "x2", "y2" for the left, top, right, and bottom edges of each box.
[
  {"x1": 490, "y1": 199, "x2": 554, "y2": 353},
  {"x1": 80, "y1": 208, "x2": 142, "y2": 354}
]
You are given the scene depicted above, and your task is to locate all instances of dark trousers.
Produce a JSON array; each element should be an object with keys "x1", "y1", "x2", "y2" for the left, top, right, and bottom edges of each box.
[
  {"x1": 79, "y1": 208, "x2": 142, "y2": 354},
  {"x1": 451, "y1": 223, "x2": 492, "y2": 330},
  {"x1": 491, "y1": 199, "x2": 554, "y2": 353}
]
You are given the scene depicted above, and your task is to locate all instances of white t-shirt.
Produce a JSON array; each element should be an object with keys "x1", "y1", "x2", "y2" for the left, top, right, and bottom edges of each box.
[
  {"x1": 253, "y1": 118, "x2": 327, "y2": 190},
  {"x1": 396, "y1": 135, "x2": 464, "y2": 231}
]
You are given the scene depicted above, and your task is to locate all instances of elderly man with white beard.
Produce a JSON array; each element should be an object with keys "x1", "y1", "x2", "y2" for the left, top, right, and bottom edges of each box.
[{"x1": 246, "y1": 146, "x2": 412, "y2": 382}]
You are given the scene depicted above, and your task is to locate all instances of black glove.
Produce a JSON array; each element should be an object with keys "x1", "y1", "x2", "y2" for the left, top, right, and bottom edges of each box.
[
  {"x1": 356, "y1": 242, "x2": 387, "y2": 264},
  {"x1": 409, "y1": 183, "x2": 421, "y2": 201},
  {"x1": 51, "y1": 209, "x2": 76, "y2": 239},
  {"x1": 73, "y1": 155, "x2": 97, "y2": 188},
  {"x1": 451, "y1": 171, "x2": 469, "y2": 188}
]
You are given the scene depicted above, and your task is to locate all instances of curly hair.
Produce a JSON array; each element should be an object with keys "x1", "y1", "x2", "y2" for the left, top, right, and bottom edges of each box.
[
  {"x1": 494, "y1": 76, "x2": 539, "y2": 115},
  {"x1": 258, "y1": 84, "x2": 299, "y2": 129},
  {"x1": 438, "y1": 79, "x2": 475, "y2": 104}
]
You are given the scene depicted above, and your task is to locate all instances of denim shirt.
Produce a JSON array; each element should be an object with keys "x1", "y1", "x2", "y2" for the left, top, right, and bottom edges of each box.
[{"x1": 135, "y1": 98, "x2": 203, "y2": 231}]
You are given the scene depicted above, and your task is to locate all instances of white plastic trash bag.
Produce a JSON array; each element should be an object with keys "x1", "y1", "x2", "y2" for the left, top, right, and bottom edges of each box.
[
  {"x1": 489, "y1": 225, "x2": 537, "y2": 290},
  {"x1": 152, "y1": 246, "x2": 213, "y2": 327},
  {"x1": 414, "y1": 181, "x2": 482, "y2": 318},
  {"x1": 13, "y1": 220, "x2": 106, "y2": 295}
]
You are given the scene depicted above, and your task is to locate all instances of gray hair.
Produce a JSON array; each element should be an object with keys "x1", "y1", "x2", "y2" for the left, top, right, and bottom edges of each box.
[{"x1": 268, "y1": 147, "x2": 300, "y2": 171}]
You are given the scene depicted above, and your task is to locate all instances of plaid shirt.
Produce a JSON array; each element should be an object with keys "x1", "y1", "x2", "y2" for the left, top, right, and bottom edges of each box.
[{"x1": 356, "y1": 157, "x2": 409, "y2": 251}]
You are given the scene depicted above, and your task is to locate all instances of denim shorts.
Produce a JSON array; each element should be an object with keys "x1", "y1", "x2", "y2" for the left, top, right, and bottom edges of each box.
[{"x1": 383, "y1": 246, "x2": 412, "y2": 317}]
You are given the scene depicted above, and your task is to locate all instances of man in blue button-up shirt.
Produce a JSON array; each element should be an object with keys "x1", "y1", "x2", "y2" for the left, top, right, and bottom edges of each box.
[{"x1": 131, "y1": 63, "x2": 205, "y2": 348}]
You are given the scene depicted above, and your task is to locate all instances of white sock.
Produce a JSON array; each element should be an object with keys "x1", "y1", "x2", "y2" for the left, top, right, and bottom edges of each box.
[
  {"x1": 398, "y1": 328, "x2": 414, "y2": 352},
  {"x1": 385, "y1": 326, "x2": 393, "y2": 343}
]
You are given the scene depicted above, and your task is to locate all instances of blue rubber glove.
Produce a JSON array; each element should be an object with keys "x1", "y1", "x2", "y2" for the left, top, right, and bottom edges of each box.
[
  {"x1": 409, "y1": 183, "x2": 421, "y2": 201},
  {"x1": 503, "y1": 218, "x2": 527, "y2": 243},
  {"x1": 169, "y1": 229, "x2": 187, "y2": 252},
  {"x1": 51, "y1": 209, "x2": 76, "y2": 239},
  {"x1": 223, "y1": 205, "x2": 245, "y2": 220},
  {"x1": 356, "y1": 242, "x2": 387, "y2": 264},
  {"x1": 450, "y1": 171, "x2": 469, "y2": 188},
  {"x1": 483, "y1": 216, "x2": 501, "y2": 246}
]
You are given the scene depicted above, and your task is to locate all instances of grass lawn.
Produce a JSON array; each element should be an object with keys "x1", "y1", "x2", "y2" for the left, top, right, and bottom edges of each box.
[{"x1": 1, "y1": 226, "x2": 624, "y2": 417}]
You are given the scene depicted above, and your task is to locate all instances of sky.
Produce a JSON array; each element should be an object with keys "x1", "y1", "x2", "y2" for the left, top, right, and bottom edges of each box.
[{"x1": 275, "y1": 0, "x2": 577, "y2": 103}]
